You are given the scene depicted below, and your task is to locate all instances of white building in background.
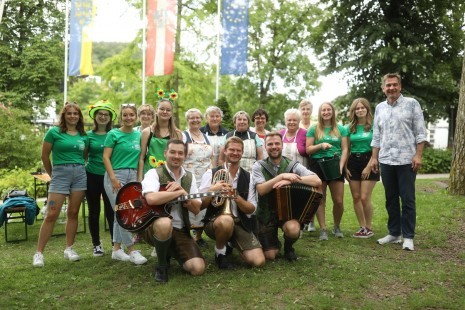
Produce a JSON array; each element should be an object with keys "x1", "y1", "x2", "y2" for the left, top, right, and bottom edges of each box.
[{"x1": 428, "y1": 119, "x2": 449, "y2": 149}]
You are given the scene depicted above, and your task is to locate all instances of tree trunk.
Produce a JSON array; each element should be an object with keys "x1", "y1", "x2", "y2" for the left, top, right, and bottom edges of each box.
[{"x1": 449, "y1": 43, "x2": 465, "y2": 195}]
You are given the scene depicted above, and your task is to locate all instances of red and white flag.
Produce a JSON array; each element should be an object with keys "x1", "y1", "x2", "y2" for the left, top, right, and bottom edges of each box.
[{"x1": 146, "y1": 0, "x2": 177, "y2": 76}]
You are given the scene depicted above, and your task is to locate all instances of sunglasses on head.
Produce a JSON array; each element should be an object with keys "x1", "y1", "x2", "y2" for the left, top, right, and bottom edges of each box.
[{"x1": 121, "y1": 103, "x2": 136, "y2": 108}]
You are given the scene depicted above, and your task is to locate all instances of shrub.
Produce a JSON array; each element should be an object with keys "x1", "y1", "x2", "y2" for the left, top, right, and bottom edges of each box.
[
  {"x1": 0, "y1": 166, "x2": 46, "y2": 199},
  {"x1": 419, "y1": 147, "x2": 452, "y2": 174}
]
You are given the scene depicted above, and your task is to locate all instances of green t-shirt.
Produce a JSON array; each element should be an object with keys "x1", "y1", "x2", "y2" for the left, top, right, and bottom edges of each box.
[
  {"x1": 43, "y1": 126, "x2": 88, "y2": 165},
  {"x1": 306, "y1": 124, "x2": 348, "y2": 159},
  {"x1": 143, "y1": 135, "x2": 169, "y2": 174},
  {"x1": 104, "y1": 129, "x2": 141, "y2": 170},
  {"x1": 348, "y1": 125, "x2": 373, "y2": 153},
  {"x1": 86, "y1": 130, "x2": 108, "y2": 175}
]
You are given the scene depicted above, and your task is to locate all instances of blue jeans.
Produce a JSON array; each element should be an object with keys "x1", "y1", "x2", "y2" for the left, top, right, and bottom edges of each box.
[
  {"x1": 104, "y1": 169, "x2": 137, "y2": 247},
  {"x1": 380, "y1": 164, "x2": 417, "y2": 239}
]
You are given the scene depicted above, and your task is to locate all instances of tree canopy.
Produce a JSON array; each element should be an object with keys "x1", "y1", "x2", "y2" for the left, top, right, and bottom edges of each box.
[
  {"x1": 314, "y1": 0, "x2": 465, "y2": 124},
  {"x1": 0, "y1": 0, "x2": 66, "y2": 110}
]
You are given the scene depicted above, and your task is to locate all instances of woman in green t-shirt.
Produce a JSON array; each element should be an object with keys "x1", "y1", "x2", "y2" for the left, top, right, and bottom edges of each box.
[
  {"x1": 103, "y1": 104, "x2": 147, "y2": 265},
  {"x1": 33, "y1": 103, "x2": 89, "y2": 268},
  {"x1": 306, "y1": 102, "x2": 349, "y2": 241},
  {"x1": 345, "y1": 98, "x2": 380, "y2": 239},
  {"x1": 137, "y1": 99, "x2": 182, "y2": 182},
  {"x1": 85, "y1": 100, "x2": 117, "y2": 257}
]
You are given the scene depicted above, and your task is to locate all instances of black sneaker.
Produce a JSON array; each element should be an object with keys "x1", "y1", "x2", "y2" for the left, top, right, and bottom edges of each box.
[
  {"x1": 93, "y1": 245, "x2": 104, "y2": 257},
  {"x1": 284, "y1": 248, "x2": 297, "y2": 262},
  {"x1": 225, "y1": 243, "x2": 233, "y2": 256},
  {"x1": 155, "y1": 266, "x2": 168, "y2": 283},
  {"x1": 215, "y1": 254, "x2": 235, "y2": 269}
]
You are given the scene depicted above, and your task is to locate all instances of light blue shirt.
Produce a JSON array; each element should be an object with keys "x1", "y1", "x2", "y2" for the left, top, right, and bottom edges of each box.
[{"x1": 371, "y1": 95, "x2": 427, "y2": 165}]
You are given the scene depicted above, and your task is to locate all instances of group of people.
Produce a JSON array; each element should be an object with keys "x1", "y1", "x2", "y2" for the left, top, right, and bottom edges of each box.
[{"x1": 32, "y1": 73, "x2": 427, "y2": 284}]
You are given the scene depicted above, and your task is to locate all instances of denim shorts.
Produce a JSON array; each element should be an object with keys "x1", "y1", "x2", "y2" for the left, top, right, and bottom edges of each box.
[{"x1": 49, "y1": 164, "x2": 87, "y2": 194}]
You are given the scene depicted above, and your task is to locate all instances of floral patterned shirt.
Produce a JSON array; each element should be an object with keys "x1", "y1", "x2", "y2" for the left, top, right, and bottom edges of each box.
[{"x1": 371, "y1": 95, "x2": 427, "y2": 165}]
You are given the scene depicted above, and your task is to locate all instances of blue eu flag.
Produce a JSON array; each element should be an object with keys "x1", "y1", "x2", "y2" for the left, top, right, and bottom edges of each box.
[{"x1": 221, "y1": 0, "x2": 249, "y2": 75}]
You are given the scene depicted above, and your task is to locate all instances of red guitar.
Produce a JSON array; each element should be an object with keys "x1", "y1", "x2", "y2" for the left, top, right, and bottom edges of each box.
[{"x1": 115, "y1": 182, "x2": 234, "y2": 233}]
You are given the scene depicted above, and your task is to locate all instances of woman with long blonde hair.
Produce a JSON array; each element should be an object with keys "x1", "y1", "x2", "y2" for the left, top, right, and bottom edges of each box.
[
  {"x1": 306, "y1": 102, "x2": 348, "y2": 241},
  {"x1": 345, "y1": 98, "x2": 379, "y2": 238},
  {"x1": 138, "y1": 99, "x2": 182, "y2": 181}
]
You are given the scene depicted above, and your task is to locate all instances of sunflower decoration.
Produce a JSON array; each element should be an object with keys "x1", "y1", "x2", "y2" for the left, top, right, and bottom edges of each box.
[
  {"x1": 156, "y1": 88, "x2": 178, "y2": 102},
  {"x1": 149, "y1": 156, "x2": 166, "y2": 168},
  {"x1": 88, "y1": 104, "x2": 95, "y2": 111},
  {"x1": 155, "y1": 160, "x2": 166, "y2": 167}
]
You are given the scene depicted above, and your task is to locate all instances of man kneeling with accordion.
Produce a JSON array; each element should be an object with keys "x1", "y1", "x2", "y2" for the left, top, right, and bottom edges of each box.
[
  {"x1": 200, "y1": 136, "x2": 265, "y2": 269},
  {"x1": 251, "y1": 132, "x2": 322, "y2": 261}
]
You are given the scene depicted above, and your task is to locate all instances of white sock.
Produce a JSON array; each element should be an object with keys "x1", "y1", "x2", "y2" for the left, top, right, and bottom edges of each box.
[{"x1": 215, "y1": 246, "x2": 226, "y2": 256}]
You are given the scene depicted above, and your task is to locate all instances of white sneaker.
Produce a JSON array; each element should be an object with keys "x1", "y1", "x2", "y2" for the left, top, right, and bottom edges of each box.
[
  {"x1": 64, "y1": 247, "x2": 81, "y2": 261},
  {"x1": 402, "y1": 238, "x2": 414, "y2": 251},
  {"x1": 33, "y1": 252, "x2": 44, "y2": 267},
  {"x1": 307, "y1": 222, "x2": 316, "y2": 232},
  {"x1": 151, "y1": 247, "x2": 158, "y2": 257},
  {"x1": 129, "y1": 250, "x2": 148, "y2": 265},
  {"x1": 112, "y1": 249, "x2": 130, "y2": 262},
  {"x1": 377, "y1": 234, "x2": 402, "y2": 245}
]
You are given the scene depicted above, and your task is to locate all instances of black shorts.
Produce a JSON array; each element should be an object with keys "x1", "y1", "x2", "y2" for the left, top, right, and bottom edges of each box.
[
  {"x1": 308, "y1": 157, "x2": 345, "y2": 183},
  {"x1": 347, "y1": 152, "x2": 380, "y2": 181}
]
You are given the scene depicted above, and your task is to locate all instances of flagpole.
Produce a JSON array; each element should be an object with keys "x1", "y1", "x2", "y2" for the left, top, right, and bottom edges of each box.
[
  {"x1": 142, "y1": 0, "x2": 147, "y2": 105},
  {"x1": 0, "y1": 0, "x2": 6, "y2": 25},
  {"x1": 215, "y1": 0, "x2": 221, "y2": 103},
  {"x1": 63, "y1": 0, "x2": 70, "y2": 105}
]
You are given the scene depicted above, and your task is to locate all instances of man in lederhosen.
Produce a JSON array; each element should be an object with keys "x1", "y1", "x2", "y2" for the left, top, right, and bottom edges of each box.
[
  {"x1": 251, "y1": 132, "x2": 322, "y2": 261},
  {"x1": 141, "y1": 139, "x2": 205, "y2": 283},
  {"x1": 200, "y1": 136, "x2": 265, "y2": 269}
]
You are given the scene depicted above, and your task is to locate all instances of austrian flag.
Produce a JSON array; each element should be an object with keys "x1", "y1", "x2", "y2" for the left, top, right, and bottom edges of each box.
[{"x1": 146, "y1": 0, "x2": 177, "y2": 76}]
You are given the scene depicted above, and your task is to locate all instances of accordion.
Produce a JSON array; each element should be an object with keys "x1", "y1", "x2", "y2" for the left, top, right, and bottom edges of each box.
[{"x1": 272, "y1": 184, "x2": 323, "y2": 223}]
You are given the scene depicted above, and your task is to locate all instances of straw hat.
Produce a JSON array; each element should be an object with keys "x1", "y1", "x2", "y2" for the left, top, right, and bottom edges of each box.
[{"x1": 88, "y1": 100, "x2": 117, "y2": 121}]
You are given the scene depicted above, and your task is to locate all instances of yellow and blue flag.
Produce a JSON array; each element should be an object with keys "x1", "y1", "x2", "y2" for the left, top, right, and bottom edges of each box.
[
  {"x1": 221, "y1": 0, "x2": 249, "y2": 75},
  {"x1": 69, "y1": 0, "x2": 94, "y2": 76}
]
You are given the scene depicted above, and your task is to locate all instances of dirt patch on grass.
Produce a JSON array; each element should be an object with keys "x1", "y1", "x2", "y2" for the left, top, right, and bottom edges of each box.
[
  {"x1": 429, "y1": 208, "x2": 465, "y2": 265},
  {"x1": 416, "y1": 180, "x2": 449, "y2": 193}
]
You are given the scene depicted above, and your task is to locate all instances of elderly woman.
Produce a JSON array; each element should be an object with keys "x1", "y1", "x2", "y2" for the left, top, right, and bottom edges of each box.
[
  {"x1": 299, "y1": 99, "x2": 313, "y2": 130},
  {"x1": 279, "y1": 108, "x2": 308, "y2": 167},
  {"x1": 219, "y1": 111, "x2": 264, "y2": 172},
  {"x1": 200, "y1": 106, "x2": 228, "y2": 168},
  {"x1": 183, "y1": 108, "x2": 213, "y2": 247},
  {"x1": 135, "y1": 104, "x2": 155, "y2": 132},
  {"x1": 250, "y1": 108, "x2": 270, "y2": 159}
]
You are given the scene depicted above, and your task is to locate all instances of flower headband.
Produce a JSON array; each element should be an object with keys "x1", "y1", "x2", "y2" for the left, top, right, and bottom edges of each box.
[{"x1": 156, "y1": 88, "x2": 178, "y2": 102}]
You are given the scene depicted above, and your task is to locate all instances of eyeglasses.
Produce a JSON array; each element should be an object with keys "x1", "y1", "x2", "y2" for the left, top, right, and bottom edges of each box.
[
  {"x1": 96, "y1": 112, "x2": 110, "y2": 118},
  {"x1": 158, "y1": 108, "x2": 172, "y2": 113},
  {"x1": 121, "y1": 103, "x2": 136, "y2": 108},
  {"x1": 254, "y1": 116, "x2": 266, "y2": 121}
]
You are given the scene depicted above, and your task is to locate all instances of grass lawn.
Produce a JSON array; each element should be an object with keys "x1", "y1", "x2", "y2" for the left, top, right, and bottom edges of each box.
[{"x1": 1, "y1": 178, "x2": 464, "y2": 309}]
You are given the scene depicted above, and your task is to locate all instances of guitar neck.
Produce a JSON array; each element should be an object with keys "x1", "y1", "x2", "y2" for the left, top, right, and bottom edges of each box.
[{"x1": 176, "y1": 191, "x2": 217, "y2": 202}]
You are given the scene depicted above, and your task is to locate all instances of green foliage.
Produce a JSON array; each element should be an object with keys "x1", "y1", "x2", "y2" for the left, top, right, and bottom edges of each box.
[
  {"x1": 0, "y1": 0, "x2": 65, "y2": 109},
  {"x1": 92, "y1": 42, "x2": 129, "y2": 67},
  {"x1": 0, "y1": 167, "x2": 45, "y2": 199},
  {"x1": 419, "y1": 147, "x2": 452, "y2": 174},
  {"x1": 316, "y1": 0, "x2": 465, "y2": 123},
  {"x1": 247, "y1": 0, "x2": 322, "y2": 106},
  {"x1": 216, "y1": 96, "x2": 232, "y2": 129},
  {"x1": 0, "y1": 107, "x2": 43, "y2": 170}
]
